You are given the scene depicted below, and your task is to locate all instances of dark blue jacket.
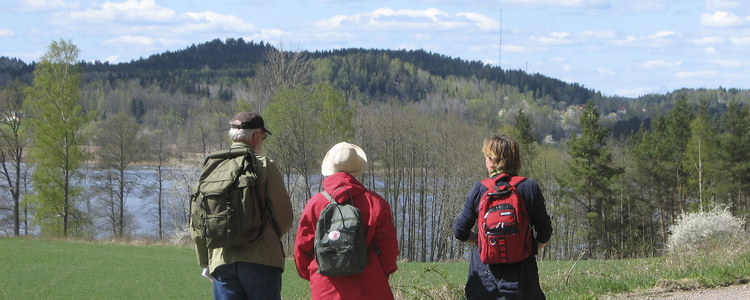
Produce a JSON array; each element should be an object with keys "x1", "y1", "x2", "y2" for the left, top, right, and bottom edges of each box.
[{"x1": 454, "y1": 174, "x2": 552, "y2": 300}]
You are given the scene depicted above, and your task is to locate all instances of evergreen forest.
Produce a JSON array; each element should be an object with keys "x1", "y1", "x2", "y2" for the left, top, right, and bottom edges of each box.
[{"x1": 0, "y1": 38, "x2": 749, "y2": 262}]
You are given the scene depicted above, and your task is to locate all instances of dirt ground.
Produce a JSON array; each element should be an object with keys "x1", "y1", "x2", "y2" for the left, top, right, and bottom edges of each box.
[{"x1": 610, "y1": 283, "x2": 750, "y2": 299}]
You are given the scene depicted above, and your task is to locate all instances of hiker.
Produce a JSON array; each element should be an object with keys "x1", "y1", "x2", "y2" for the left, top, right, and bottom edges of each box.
[
  {"x1": 294, "y1": 142, "x2": 399, "y2": 300},
  {"x1": 193, "y1": 112, "x2": 294, "y2": 300},
  {"x1": 454, "y1": 134, "x2": 552, "y2": 300}
]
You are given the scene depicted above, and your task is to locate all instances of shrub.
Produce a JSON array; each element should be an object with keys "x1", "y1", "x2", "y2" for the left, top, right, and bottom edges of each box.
[{"x1": 667, "y1": 207, "x2": 748, "y2": 254}]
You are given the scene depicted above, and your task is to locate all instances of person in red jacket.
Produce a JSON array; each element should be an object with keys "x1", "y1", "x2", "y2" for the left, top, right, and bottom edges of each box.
[{"x1": 294, "y1": 142, "x2": 399, "y2": 300}]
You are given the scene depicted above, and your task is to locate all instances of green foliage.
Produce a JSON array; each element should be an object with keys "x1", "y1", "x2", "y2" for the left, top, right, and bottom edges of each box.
[
  {"x1": 514, "y1": 109, "x2": 537, "y2": 173},
  {"x1": 262, "y1": 83, "x2": 353, "y2": 255},
  {"x1": 3, "y1": 37, "x2": 750, "y2": 261},
  {"x1": 563, "y1": 101, "x2": 623, "y2": 256},
  {"x1": 715, "y1": 102, "x2": 750, "y2": 212},
  {"x1": 25, "y1": 39, "x2": 91, "y2": 237},
  {"x1": 683, "y1": 99, "x2": 718, "y2": 210}
]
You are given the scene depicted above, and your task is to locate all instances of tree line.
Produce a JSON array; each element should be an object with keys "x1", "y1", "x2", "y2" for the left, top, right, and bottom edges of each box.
[{"x1": 0, "y1": 39, "x2": 749, "y2": 262}]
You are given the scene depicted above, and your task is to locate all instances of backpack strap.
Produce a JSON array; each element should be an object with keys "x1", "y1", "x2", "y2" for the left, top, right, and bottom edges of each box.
[
  {"x1": 480, "y1": 173, "x2": 527, "y2": 192},
  {"x1": 320, "y1": 191, "x2": 336, "y2": 204},
  {"x1": 321, "y1": 187, "x2": 353, "y2": 205},
  {"x1": 318, "y1": 188, "x2": 381, "y2": 254},
  {"x1": 203, "y1": 147, "x2": 250, "y2": 164}
]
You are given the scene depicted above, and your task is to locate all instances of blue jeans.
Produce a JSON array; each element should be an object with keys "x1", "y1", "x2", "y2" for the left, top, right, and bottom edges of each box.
[{"x1": 212, "y1": 262, "x2": 283, "y2": 300}]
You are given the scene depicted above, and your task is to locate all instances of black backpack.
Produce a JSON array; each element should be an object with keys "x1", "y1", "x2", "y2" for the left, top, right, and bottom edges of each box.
[
  {"x1": 190, "y1": 147, "x2": 265, "y2": 249},
  {"x1": 314, "y1": 188, "x2": 368, "y2": 276}
]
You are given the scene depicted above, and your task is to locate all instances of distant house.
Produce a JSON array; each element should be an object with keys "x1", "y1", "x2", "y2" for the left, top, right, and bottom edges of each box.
[{"x1": 617, "y1": 107, "x2": 627, "y2": 115}]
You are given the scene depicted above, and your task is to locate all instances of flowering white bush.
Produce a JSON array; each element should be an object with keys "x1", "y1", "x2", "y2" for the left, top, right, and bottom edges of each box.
[{"x1": 667, "y1": 207, "x2": 747, "y2": 254}]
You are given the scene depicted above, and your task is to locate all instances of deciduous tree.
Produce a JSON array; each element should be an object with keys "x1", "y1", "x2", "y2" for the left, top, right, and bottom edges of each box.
[
  {"x1": 0, "y1": 80, "x2": 30, "y2": 236},
  {"x1": 25, "y1": 39, "x2": 90, "y2": 237},
  {"x1": 95, "y1": 112, "x2": 146, "y2": 237}
]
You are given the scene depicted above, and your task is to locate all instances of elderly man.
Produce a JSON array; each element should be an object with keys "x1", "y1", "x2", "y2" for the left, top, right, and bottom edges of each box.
[{"x1": 195, "y1": 111, "x2": 293, "y2": 300}]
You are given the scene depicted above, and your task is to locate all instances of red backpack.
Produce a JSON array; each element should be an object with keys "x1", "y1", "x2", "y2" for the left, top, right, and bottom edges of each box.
[{"x1": 477, "y1": 174, "x2": 532, "y2": 264}]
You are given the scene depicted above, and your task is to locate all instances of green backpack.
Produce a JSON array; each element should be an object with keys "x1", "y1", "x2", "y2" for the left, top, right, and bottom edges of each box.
[
  {"x1": 314, "y1": 189, "x2": 368, "y2": 276},
  {"x1": 190, "y1": 147, "x2": 265, "y2": 249}
]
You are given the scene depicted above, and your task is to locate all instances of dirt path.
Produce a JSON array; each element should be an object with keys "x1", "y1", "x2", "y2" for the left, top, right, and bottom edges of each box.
[{"x1": 613, "y1": 283, "x2": 750, "y2": 299}]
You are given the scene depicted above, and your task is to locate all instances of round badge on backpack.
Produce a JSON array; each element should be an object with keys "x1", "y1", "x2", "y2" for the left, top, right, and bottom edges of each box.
[{"x1": 328, "y1": 230, "x2": 341, "y2": 241}]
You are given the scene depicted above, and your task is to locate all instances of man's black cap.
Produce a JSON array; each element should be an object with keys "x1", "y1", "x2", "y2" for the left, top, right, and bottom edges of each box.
[{"x1": 231, "y1": 111, "x2": 272, "y2": 135}]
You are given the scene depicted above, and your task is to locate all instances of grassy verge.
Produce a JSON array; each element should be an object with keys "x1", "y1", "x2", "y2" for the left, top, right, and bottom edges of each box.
[{"x1": 3, "y1": 238, "x2": 749, "y2": 299}]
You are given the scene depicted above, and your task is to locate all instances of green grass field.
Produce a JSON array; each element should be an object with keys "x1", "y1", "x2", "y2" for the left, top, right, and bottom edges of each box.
[{"x1": 3, "y1": 238, "x2": 749, "y2": 299}]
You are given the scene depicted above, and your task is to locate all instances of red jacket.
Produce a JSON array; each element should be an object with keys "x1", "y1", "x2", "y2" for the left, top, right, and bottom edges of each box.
[{"x1": 294, "y1": 172, "x2": 399, "y2": 300}]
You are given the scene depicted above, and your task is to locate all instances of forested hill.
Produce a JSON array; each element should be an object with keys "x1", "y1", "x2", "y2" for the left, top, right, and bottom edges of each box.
[
  {"x1": 2, "y1": 38, "x2": 598, "y2": 106},
  {"x1": 85, "y1": 38, "x2": 271, "y2": 72},
  {"x1": 308, "y1": 47, "x2": 598, "y2": 105},
  {"x1": 2, "y1": 38, "x2": 748, "y2": 136}
]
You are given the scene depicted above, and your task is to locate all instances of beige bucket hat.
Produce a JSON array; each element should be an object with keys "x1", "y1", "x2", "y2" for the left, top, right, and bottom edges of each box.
[{"x1": 321, "y1": 142, "x2": 368, "y2": 177}]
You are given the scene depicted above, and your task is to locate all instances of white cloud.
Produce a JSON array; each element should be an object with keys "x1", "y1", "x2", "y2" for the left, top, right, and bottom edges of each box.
[
  {"x1": 706, "y1": 0, "x2": 742, "y2": 11},
  {"x1": 15, "y1": 0, "x2": 79, "y2": 12},
  {"x1": 609, "y1": 30, "x2": 677, "y2": 47},
  {"x1": 252, "y1": 28, "x2": 289, "y2": 43},
  {"x1": 580, "y1": 30, "x2": 616, "y2": 39},
  {"x1": 692, "y1": 36, "x2": 726, "y2": 46},
  {"x1": 597, "y1": 68, "x2": 614, "y2": 76},
  {"x1": 614, "y1": 87, "x2": 652, "y2": 98},
  {"x1": 637, "y1": 59, "x2": 682, "y2": 69},
  {"x1": 562, "y1": 64, "x2": 573, "y2": 71},
  {"x1": 614, "y1": 0, "x2": 672, "y2": 12},
  {"x1": 63, "y1": 0, "x2": 175, "y2": 23},
  {"x1": 0, "y1": 51, "x2": 44, "y2": 62},
  {"x1": 710, "y1": 59, "x2": 746, "y2": 67},
  {"x1": 309, "y1": 7, "x2": 497, "y2": 32},
  {"x1": 503, "y1": 0, "x2": 610, "y2": 9},
  {"x1": 533, "y1": 31, "x2": 572, "y2": 45},
  {"x1": 101, "y1": 35, "x2": 185, "y2": 49},
  {"x1": 457, "y1": 12, "x2": 501, "y2": 31},
  {"x1": 184, "y1": 12, "x2": 256, "y2": 32},
  {"x1": 502, "y1": 45, "x2": 548, "y2": 54},
  {"x1": 729, "y1": 36, "x2": 750, "y2": 45},
  {"x1": 650, "y1": 31, "x2": 675, "y2": 38},
  {"x1": 0, "y1": 29, "x2": 15, "y2": 37},
  {"x1": 700, "y1": 11, "x2": 747, "y2": 27},
  {"x1": 314, "y1": 15, "x2": 349, "y2": 30},
  {"x1": 674, "y1": 70, "x2": 719, "y2": 79},
  {"x1": 104, "y1": 55, "x2": 120, "y2": 63}
]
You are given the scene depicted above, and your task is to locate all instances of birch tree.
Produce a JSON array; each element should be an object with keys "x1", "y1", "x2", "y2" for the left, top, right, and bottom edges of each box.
[{"x1": 25, "y1": 39, "x2": 89, "y2": 237}]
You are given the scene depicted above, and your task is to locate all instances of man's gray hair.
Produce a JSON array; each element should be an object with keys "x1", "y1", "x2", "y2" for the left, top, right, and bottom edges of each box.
[{"x1": 229, "y1": 127, "x2": 260, "y2": 142}]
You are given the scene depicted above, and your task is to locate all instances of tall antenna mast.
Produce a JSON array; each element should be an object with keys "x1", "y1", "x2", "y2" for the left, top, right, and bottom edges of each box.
[{"x1": 499, "y1": 9, "x2": 502, "y2": 69}]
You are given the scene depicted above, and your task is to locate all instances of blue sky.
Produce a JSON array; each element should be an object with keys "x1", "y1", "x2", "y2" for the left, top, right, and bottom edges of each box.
[{"x1": 1, "y1": 0, "x2": 749, "y2": 98}]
